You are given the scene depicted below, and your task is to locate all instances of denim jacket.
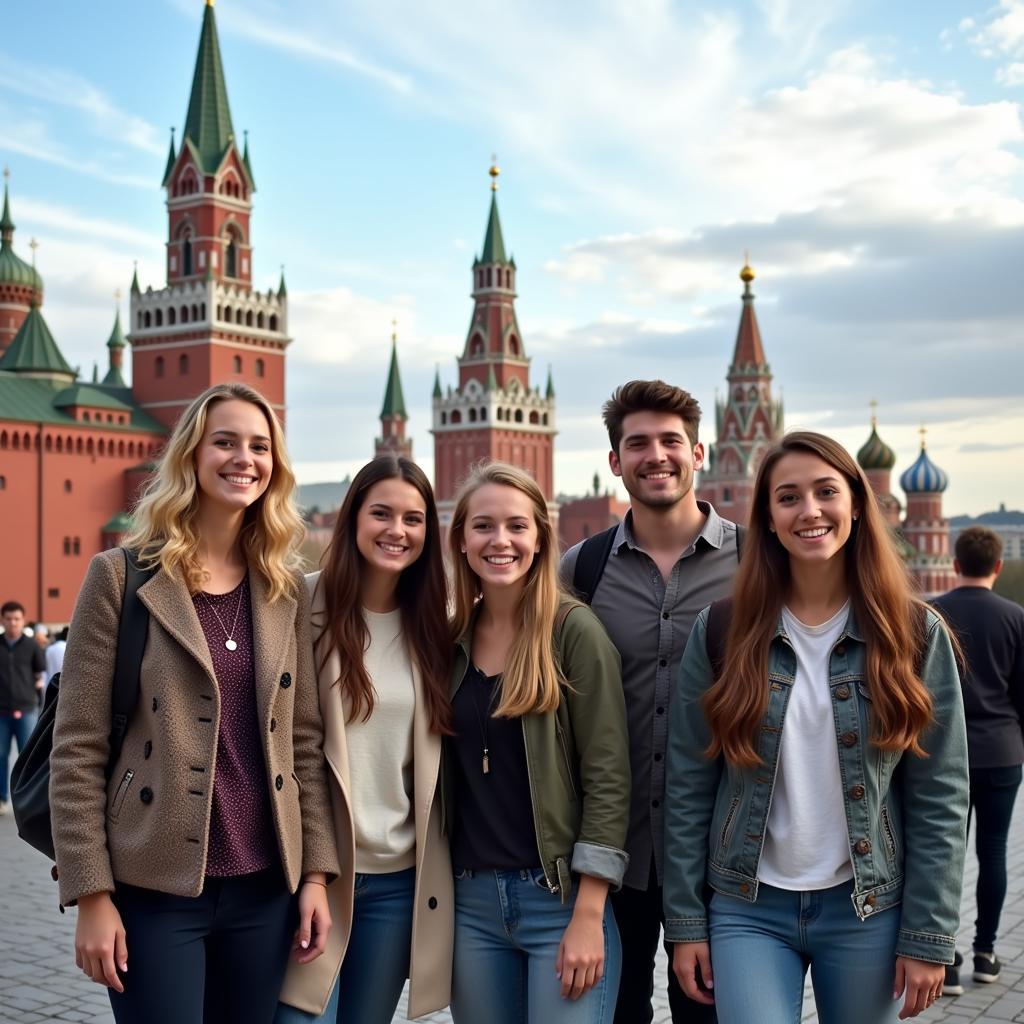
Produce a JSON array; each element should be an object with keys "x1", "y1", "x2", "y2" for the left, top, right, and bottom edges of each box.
[{"x1": 663, "y1": 606, "x2": 969, "y2": 965}]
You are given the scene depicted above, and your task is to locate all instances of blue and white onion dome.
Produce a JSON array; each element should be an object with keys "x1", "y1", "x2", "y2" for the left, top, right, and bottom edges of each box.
[{"x1": 899, "y1": 439, "x2": 948, "y2": 494}]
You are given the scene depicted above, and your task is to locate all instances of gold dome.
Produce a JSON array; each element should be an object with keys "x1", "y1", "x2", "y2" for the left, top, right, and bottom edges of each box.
[{"x1": 739, "y1": 262, "x2": 755, "y2": 283}]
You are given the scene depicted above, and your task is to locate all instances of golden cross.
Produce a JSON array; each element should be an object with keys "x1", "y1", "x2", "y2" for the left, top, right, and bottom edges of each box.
[
  {"x1": 869, "y1": 399, "x2": 877, "y2": 426},
  {"x1": 29, "y1": 237, "x2": 38, "y2": 266},
  {"x1": 919, "y1": 425, "x2": 927, "y2": 450},
  {"x1": 489, "y1": 154, "x2": 500, "y2": 191},
  {"x1": 391, "y1": 318, "x2": 398, "y2": 343}
]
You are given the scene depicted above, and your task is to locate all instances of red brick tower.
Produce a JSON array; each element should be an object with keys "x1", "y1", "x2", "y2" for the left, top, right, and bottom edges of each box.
[
  {"x1": 0, "y1": 171, "x2": 44, "y2": 359},
  {"x1": 432, "y1": 164, "x2": 555, "y2": 524},
  {"x1": 856, "y1": 403, "x2": 901, "y2": 527},
  {"x1": 127, "y1": 0, "x2": 289, "y2": 428},
  {"x1": 375, "y1": 322, "x2": 412, "y2": 460},
  {"x1": 697, "y1": 260, "x2": 784, "y2": 524}
]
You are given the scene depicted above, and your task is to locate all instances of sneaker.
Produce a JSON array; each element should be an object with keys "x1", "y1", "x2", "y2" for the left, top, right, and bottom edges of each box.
[
  {"x1": 973, "y1": 950, "x2": 1002, "y2": 984},
  {"x1": 943, "y1": 951, "x2": 964, "y2": 996},
  {"x1": 0, "y1": 800, "x2": 9, "y2": 816}
]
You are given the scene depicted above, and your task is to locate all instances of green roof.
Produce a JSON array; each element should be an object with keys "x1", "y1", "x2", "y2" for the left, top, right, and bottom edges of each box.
[
  {"x1": 545, "y1": 365, "x2": 555, "y2": 400},
  {"x1": 243, "y1": 131, "x2": 256, "y2": 188},
  {"x1": 106, "y1": 309, "x2": 126, "y2": 349},
  {"x1": 432, "y1": 365, "x2": 442, "y2": 399},
  {"x1": 180, "y1": 2, "x2": 237, "y2": 177},
  {"x1": 0, "y1": 306, "x2": 74, "y2": 378},
  {"x1": 102, "y1": 512, "x2": 134, "y2": 533},
  {"x1": 0, "y1": 183, "x2": 43, "y2": 291},
  {"x1": 161, "y1": 132, "x2": 177, "y2": 186},
  {"x1": 277, "y1": 268, "x2": 287, "y2": 298},
  {"x1": 0, "y1": 182, "x2": 14, "y2": 234},
  {"x1": 130, "y1": 263, "x2": 140, "y2": 295},
  {"x1": 0, "y1": 375, "x2": 166, "y2": 433},
  {"x1": 486, "y1": 362, "x2": 498, "y2": 391},
  {"x1": 380, "y1": 338, "x2": 408, "y2": 420},
  {"x1": 857, "y1": 423, "x2": 897, "y2": 471},
  {"x1": 54, "y1": 384, "x2": 133, "y2": 412},
  {"x1": 477, "y1": 193, "x2": 508, "y2": 265}
]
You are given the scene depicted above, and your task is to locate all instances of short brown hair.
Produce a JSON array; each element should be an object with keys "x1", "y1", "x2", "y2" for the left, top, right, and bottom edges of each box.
[
  {"x1": 955, "y1": 526, "x2": 1003, "y2": 577},
  {"x1": 602, "y1": 380, "x2": 701, "y2": 453}
]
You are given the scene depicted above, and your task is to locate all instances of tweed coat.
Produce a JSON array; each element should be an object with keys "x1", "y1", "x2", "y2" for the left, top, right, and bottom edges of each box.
[
  {"x1": 49, "y1": 548, "x2": 339, "y2": 907},
  {"x1": 278, "y1": 572, "x2": 454, "y2": 1019}
]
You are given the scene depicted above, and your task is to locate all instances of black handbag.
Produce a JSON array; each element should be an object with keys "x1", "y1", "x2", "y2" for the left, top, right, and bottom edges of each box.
[{"x1": 11, "y1": 548, "x2": 154, "y2": 861}]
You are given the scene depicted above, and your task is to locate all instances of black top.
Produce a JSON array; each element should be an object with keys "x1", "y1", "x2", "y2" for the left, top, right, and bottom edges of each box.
[
  {"x1": 933, "y1": 586, "x2": 1024, "y2": 769},
  {"x1": 0, "y1": 635, "x2": 45, "y2": 713},
  {"x1": 450, "y1": 665, "x2": 538, "y2": 870}
]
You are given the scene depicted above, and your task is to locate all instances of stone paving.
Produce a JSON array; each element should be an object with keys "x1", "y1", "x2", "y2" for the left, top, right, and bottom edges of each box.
[{"x1": 2, "y1": 788, "x2": 1023, "y2": 1023}]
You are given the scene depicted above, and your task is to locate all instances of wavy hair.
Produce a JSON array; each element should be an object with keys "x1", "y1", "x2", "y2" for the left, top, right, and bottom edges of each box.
[
  {"x1": 125, "y1": 382, "x2": 303, "y2": 601},
  {"x1": 449, "y1": 461, "x2": 570, "y2": 717},
  {"x1": 319, "y1": 456, "x2": 452, "y2": 734},
  {"x1": 703, "y1": 430, "x2": 938, "y2": 767}
]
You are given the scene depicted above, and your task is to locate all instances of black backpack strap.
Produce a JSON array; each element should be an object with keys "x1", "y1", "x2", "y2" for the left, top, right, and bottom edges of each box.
[
  {"x1": 571, "y1": 525, "x2": 618, "y2": 605},
  {"x1": 735, "y1": 524, "x2": 746, "y2": 561},
  {"x1": 108, "y1": 549, "x2": 153, "y2": 773},
  {"x1": 705, "y1": 597, "x2": 734, "y2": 681}
]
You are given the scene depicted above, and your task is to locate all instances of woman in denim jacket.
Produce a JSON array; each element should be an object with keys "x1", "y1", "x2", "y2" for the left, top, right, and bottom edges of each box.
[{"x1": 663, "y1": 431, "x2": 968, "y2": 1023}]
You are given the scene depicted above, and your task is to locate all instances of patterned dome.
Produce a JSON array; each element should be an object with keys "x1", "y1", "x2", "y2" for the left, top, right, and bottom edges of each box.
[
  {"x1": 857, "y1": 423, "x2": 896, "y2": 471},
  {"x1": 0, "y1": 182, "x2": 43, "y2": 292},
  {"x1": 899, "y1": 444, "x2": 948, "y2": 494}
]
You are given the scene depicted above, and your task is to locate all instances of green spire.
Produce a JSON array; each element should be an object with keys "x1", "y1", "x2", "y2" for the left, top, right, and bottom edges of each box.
[
  {"x1": 0, "y1": 305, "x2": 75, "y2": 379},
  {"x1": 277, "y1": 266, "x2": 287, "y2": 298},
  {"x1": 181, "y1": 2, "x2": 235, "y2": 176},
  {"x1": 380, "y1": 328, "x2": 408, "y2": 420},
  {"x1": 243, "y1": 129, "x2": 255, "y2": 186},
  {"x1": 106, "y1": 308, "x2": 126, "y2": 350},
  {"x1": 432, "y1": 364, "x2": 442, "y2": 399},
  {"x1": 545, "y1": 365, "x2": 555, "y2": 399},
  {"x1": 130, "y1": 261, "x2": 140, "y2": 294},
  {"x1": 486, "y1": 361, "x2": 498, "y2": 391},
  {"x1": 1, "y1": 174, "x2": 15, "y2": 240},
  {"x1": 92, "y1": 362, "x2": 99, "y2": 383},
  {"x1": 479, "y1": 192, "x2": 508, "y2": 265},
  {"x1": 593, "y1": 471, "x2": 600, "y2": 496},
  {"x1": 161, "y1": 129, "x2": 177, "y2": 186}
]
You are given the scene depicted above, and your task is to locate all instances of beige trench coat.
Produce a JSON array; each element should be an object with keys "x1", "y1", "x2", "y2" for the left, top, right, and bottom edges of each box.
[{"x1": 278, "y1": 572, "x2": 453, "y2": 1019}]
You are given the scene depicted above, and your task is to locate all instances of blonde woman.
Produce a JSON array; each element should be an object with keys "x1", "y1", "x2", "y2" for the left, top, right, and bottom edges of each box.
[
  {"x1": 446, "y1": 462, "x2": 630, "y2": 1024},
  {"x1": 50, "y1": 383, "x2": 339, "y2": 1024}
]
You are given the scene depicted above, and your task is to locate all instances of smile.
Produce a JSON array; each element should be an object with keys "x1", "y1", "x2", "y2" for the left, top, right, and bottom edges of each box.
[
  {"x1": 376, "y1": 542, "x2": 407, "y2": 554},
  {"x1": 483, "y1": 555, "x2": 517, "y2": 565},
  {"x1": 222, "y1": 474, "x2": 257, "y2": 486},
  {"x1": 795, "y1": 527, "x2": 832, "y2": 538},
  {"x1": 643, "y1": 471, "x2": 675, "y2": 480}
]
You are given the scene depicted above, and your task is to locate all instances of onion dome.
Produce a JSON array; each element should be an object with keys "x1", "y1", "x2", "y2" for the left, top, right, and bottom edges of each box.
[
  {"x1": 899, "y1": 431, "x2": 948, "y2": 494},
  {"x1": 0, "y1": 179, "x2": 44, "y2": 292},
  {"x1": 857, "y1": 418, "x2": 896, "y2": 471}
]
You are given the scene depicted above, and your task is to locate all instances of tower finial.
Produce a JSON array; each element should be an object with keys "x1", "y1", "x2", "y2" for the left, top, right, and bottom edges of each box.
[
  {"x1": 869, "y1": 398, "x2": 878, "y2": 428},
  {"x1": 391, "y1": 317, "x2": 398, "y2": 343},
  {"x1": 206, "y1": 0, "x2": 214, "y2": 7},
  {"x1": 29, "y1": 237, "x2": 38, "y2": 268},
  {"x1": 919, "y1": 425, "x2": 927, "y2": 450},
  {"x1": 489, "y1": 154, "x2": 500, "y2": 192},
  {"x1": 739, "y1": 252, "x2": 755, "y2": 285},
  {"x1": 2, "y1": 166, "x2": 8, "y2": 182},
  {"x1": 114, "y1": 288, "x2": 122, "y2": 304}
]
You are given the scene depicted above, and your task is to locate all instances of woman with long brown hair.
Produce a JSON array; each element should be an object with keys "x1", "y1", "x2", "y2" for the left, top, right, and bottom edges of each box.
[
  {"x1": 276, "y1": 455, "x2": 453, "y2": 1024},
  {"x1": 663, "y1": 431, "x2": 968, "y2": 1023}
]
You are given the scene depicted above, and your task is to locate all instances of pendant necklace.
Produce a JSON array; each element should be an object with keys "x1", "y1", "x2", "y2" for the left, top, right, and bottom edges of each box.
[
  {"x1": 471, "y1": 669, "x2": 495, "y2": 775},
  {"x1": 200, "y1": 577, "x2": 246, "y2": 652}
]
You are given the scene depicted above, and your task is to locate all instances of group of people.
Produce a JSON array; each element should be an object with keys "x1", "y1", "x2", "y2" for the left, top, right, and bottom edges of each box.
[{"x1": 32, "y1": 378, "x2": 1023, "y2": 1024}]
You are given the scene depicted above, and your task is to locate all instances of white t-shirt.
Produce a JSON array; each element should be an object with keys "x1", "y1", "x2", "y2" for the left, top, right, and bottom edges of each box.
[
  {"x1": 344, "y1": 608, "x2": 417, "y2": 873},
  {"x1": 757, "y1": 602, "x2": 855, "y2": 891},
  {"x1": 45, "y1": 640, "x2": 66, "y2": 683}
]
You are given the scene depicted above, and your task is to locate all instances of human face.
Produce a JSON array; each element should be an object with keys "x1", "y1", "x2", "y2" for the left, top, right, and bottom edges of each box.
[
  {"x1": 461, "y1": 483, "x2": 541, "y2": 594},
  {"x1": 2, "y1": 610, "x2": 24, "y2": 642},
  {"x1": 355, "y1": 478, "x2": 427, "y2": 579},
  {"x1": 194, "y1": 399, "x2": 273, "y2": 516},
  {"x1": 767, "y1": 452, "x2": 858, "y2": 566},
  {"x1": 610, "y1": 410, "x2": 704, "y2": 509}
]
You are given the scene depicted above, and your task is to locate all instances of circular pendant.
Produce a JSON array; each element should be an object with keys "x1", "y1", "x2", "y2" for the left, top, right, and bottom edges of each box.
[{"x1": 225, "y1": 638, "x2": 238, "y2": 652}]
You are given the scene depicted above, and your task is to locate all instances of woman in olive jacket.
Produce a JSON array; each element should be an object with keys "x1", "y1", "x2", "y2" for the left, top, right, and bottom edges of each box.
[{"x1": 50, "y1": 384, "x2": 339, "y2": 1024}]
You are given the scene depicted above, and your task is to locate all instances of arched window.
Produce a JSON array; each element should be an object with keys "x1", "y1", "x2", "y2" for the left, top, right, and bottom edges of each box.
[
  {"x1": 514, "y1": 409, "x2": 523, "y2": 423},
  {"x1": 480, "y1": 408, "x2": 487, "y2": 420},
  {"x1": 200, "y1": 303, "x2": 206, "y2": 320},
  {"x1": 451, "y1": 410, "x2": 462, "y2": 424},
  {"x1": 98, "y1": 439, "x2": 106, "y2": 455},
  {"x1": 226, "y1": 235, "x2": 238, "y2": 278},
  {"x1": 55, "y1": 436, "x2": 63, "y2": 453},
  {"x1": 542, "y1": 413, "x2": 549, "y2": 426},
  {"x1": 469, "y1": 408, "x2": 478, "y2": 422},
  {"x1": 183, "y1": 236, "x2": 193, "y2": 276},
  {"x1": 470, "y1": 335, "x2": 484, "y2": 357},
  {"x1": 76, "y1": 438, "x2": 83, "y2": 453},
  {"x1": 168, "y1": 307, "x2": 176, "y2": 326},
  {"x1": 245, "y1": 310, "x2": 253, "y2": 327},
  {"x1": 0, "y1": 475, "x2": 5, "y2": 490},
  {"x1": 45, "y1": 435, "x2": 53, "y2": 452},
  {"x1": 233, "y1": 355, "x2": 242, "y2": 373},
  {"x1": 179, "y1": 353, "x2": 189, "y2": 375},
  {"x1": 255, "y1": 358, "x2": 265, "y2": 378},
  {"x1": 180, "y1": 305, "x2": 189, "y2": 323},
  {"x1": 486, "y1": 268, "x2": 493, "y2": 287},
  {"x1": 269, "y1": 314, "x2": 278, "y2": 331},
  {"x1": 257, "y1": 312, "x2": 265, "y2": 329},
  {"x1": 86, "y1": 438, "x2": 94, "y2": 455},
  {"x1": 82, "y1": 411, "x2": 90, "y2": 423},
  {"x1": 12, "y1": 433, "x2": 20, "y2": 450},
  {"x1": 118, "y1": 441, "x2": 125, "y2": 456},
  {"x1": 0, "y1": 431, "x2": 7, "y2": 449},
  {"x1": 63, "y1": 537, "x2": 71, "y2": 556},
  {"x1": 509, "y1": 336, "x2": 520, "y2": 356},
  {"x1": 137, "y1": 312, "x2": 144, "y2": 329},
  {"x1": 216, "y1": 305, "x2": 223, "y2": 321},
  {"x1": 144, "y1": 311, "x2": 152, "y2": 328},
  {"x1": 155, "y1": 309, "x2": 163, "y2": 327},
  {"x1": 192, "y1": 304, "x2": 199, "y2": 321},
  {"x1": 441, "y1": 412, "x2": 447, "y2": 425},
  {"x1": 155, "y1": 356, "x2": 165, "y2": 378},
  {"x1": 529, "y1": 411, "x2": 539, "y2": 424},
  {"x1": 73, "y1": 537, "x2": 81, "y2": 555}
]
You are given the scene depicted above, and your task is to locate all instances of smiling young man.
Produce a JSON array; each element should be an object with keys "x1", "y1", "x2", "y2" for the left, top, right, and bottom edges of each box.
[{"x1": 561, "y1": 380, "x2": 740, "y2": 1024}]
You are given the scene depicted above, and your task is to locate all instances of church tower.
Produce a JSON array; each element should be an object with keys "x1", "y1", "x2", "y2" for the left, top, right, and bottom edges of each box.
[
  {"x1": 899, "y1": 429, "x2": 956, "y2": 598},
  {"x1": 0, "y1": 171, "x2": 44, "y2": 359},
  {"x1": 856, "y1": 404, "x2": 901, "y2": 527},
  {"x1": 432, "y1": 164, "x2": 555, "y2": 522},
  {"x1": 127, "y1": 0, "x2": 289, "y2": 429},
  {"x1": 697, "y1": 260, "x2": 784, "y2": 524},
  {"x1": 375, "y1": 322, "x2": 412, "y2": 460}
]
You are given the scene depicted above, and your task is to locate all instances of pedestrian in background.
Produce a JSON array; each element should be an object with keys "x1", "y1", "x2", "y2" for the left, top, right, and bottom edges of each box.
[
  {"x1": 934, "y1": 526, "x2": 1024, "y2": 994},
  {"x1": 0, "y1": 600, "x2": 46, "y2": 815},
  {"x1": 277, "y1": 456, "x2": 454, "y2": 1024},
  {"x1": 446, "y1": 462, "x2": 630, "y2": 1024},
  {"x1": 664, "y1": 431, "x2": 969, "y2": 1023},
  {"x1": 45, "y1": 626, "x2": 68, "y2": 689},
  {"x1": 50, "y1": 382, "x2": 339, "y2": 1024}
]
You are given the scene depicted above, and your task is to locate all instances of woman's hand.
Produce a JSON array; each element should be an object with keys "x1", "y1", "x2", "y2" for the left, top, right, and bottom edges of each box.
[
  {"x1": 292, "y1": 874, "x2": 332, "y2": 964},
  {"x1": 556, "y1": 876, "x2": 608, "y2": 1000},
  {"x1": 894, "y1": 956, "x2": 945, "y2": 1019},
  {"x1": 672, "y1": 941, "x2": 715, "y2": 1005},
  {"x1": 75, "y1": 892, "x2": 126, "y2": 992}
]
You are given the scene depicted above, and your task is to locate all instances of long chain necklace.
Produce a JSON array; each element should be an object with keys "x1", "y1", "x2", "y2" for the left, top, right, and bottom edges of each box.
[
  {"x1": 199, "y1": 577, "x2": 246, "y2": 652},
  {"x1": 471, "y1": 669, "x2": 497, "y2": 775}
]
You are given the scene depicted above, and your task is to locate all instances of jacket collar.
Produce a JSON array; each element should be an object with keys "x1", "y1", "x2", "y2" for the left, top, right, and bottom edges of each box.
[
  {"x1": 614, "y1": 500, "x2": 726, "y2": 557},
  {"x1": 773, "y1": 603, "x2": 865, "y2": 643}
]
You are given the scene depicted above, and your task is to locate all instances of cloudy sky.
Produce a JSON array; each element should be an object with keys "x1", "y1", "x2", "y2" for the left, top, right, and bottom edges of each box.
[{"x1": 3, "y1": 0, "x2": 1023, "y2": 514}]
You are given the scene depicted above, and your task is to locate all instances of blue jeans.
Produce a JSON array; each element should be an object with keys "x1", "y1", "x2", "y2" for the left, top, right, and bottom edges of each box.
[
  {"x1": 708, "y1": 881, "x2": 900, "y2": 1024},
  {"x1": 0, "y1": 710, "x2": 37, "y2": 801},
  {"x1": 451, "y1": 868, "x2": 621, "y2": 1024},
  {"x1": 275, "y1": 867, "x2": 415, "y2": 1024}
]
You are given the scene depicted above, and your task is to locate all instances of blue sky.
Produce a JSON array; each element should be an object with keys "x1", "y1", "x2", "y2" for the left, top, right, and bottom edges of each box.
[{"x1": 3, "y1": 0, "x2": 1023, "y2": 514}]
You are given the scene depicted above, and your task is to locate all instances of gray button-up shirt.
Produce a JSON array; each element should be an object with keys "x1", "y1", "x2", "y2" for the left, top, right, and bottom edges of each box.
[{"x1": 561, "y1": 502, "x2": 740, "y2": 890}]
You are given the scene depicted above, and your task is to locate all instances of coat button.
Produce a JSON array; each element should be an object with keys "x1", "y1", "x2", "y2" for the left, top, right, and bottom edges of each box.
[
  {"x1": 275, "y1": 774, "x2": 284, "y2": 791},
  {"x1": 865, "y1": 894, "x2": 877, "y2": 906},
  {"x1": 428, "y1": 897, "x2": 438, "y2": 909},
  {"x1": 270, "y1": 718, "x2": 276, "y2": 733},
  {"x1": 855, "y1": 838, "x2": 871, "y2": 855},
  {"x1": 152, "y1": 697, "x2": 159, "y2": 712},
  {"x1": 848, "y1": 784, "x2": 865, "y2": 800},
  {"x1": 841, "y1": 731, "x2": 858, "y2": 748},
  {"x1": 280, "y1": 673, "x2": 292, "y2": 689},
  {"x1": 139, "y1": 787, "x2": 153, "y2": 804},
  {"x1": 834, "y1": 643, "x2": 846, "y2": 657},
  {"x1": 739, "y1": 882, "x2": 750, "y2": 893},
  {"x1": 835, "y1": 685, "x2": 851, "y2": 700},
  {"x1": 144, "y1": 741, "x2": 152, "y2": 759}
]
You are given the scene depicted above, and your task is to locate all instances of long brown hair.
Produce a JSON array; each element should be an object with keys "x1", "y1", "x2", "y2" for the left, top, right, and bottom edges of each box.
[
  {"x1": 318, "y1": 456, "x2": 452, "y2": 734},
  {"x1": 703, "y1": 430, "x2": 936, "y2": 767},
  {"x1": 449, "y1": 461, "x2": 568, "y2": 717}
]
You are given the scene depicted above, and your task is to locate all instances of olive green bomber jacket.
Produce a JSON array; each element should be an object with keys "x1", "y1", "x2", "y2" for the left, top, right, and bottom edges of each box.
[{"x1": 442, "y1": 601, "x2": 631, "y2": 901}]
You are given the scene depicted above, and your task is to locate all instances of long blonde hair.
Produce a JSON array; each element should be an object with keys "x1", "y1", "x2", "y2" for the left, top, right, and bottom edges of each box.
[
  {"x1": 125, "y1": 383, "x2": 303, "y2": 601},
  {"x1": 449, "y1": 461, "x2": 567, "y2": 717}
]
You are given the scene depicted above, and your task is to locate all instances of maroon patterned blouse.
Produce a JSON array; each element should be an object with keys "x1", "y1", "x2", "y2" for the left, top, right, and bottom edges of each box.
[{"x1": 192, "y1": 576, "x2": 278, "y2": 877}]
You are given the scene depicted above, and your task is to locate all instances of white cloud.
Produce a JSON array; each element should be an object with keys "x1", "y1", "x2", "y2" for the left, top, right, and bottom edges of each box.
[
  {"x1": 997, "y1": 60, "x2": 1024, "y2": 84},
  {"x1": 960, "y1": 0, "x2": 1024, "y2": 84}
]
